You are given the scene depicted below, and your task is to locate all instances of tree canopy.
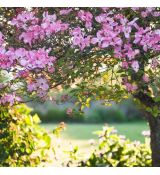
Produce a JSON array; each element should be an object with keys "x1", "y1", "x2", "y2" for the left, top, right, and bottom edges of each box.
[{"x1": 0, "y1": 8, "x2": 159, "y2": 109}]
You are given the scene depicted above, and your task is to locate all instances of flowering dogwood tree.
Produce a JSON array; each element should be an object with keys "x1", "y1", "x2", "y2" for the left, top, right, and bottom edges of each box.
[{"x1": 0, "y1": 7, "x2": 160, "y2": 166}]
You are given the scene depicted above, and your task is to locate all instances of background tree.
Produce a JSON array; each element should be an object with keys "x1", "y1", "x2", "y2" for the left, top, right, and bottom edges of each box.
[{"x1": 0, "y1": 7, "x2": 160, "y2": 166}]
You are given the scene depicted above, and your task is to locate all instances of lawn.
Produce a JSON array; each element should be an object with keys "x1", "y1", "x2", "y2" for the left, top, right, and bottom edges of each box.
[{"x1": 42, "y1": 121, "x2": 149, "y2": 142}]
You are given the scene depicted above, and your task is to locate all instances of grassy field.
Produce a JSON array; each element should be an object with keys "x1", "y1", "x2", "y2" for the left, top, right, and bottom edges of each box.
[{"x1": 42, "y1": 121, "x2": 149, "y2": 142}]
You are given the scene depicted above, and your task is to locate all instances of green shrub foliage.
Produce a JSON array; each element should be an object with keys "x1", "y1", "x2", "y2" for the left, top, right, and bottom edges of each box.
[
  {"x1": 81, "y1": 126, "x2": 151, "y2": 167},
  {"x1": 31, "y1": 98, "x2": 143, "y2": 123},
  {"x1": 0, "y1": 104, "x2": 51, "y2": 167},
  {"x1": 66, "y1": 125, "x2": 151, "y2": 167}
]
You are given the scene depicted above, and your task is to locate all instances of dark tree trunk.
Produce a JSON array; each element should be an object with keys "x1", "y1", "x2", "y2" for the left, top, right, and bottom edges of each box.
[{"x1": 148, "y1": 115, "x2": 160, "y2": 167}]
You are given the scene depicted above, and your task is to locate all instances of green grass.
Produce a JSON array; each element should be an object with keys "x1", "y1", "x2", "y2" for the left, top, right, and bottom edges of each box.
[{"x1": 41, "y1": 121, "x2": 149, "y2": 142}]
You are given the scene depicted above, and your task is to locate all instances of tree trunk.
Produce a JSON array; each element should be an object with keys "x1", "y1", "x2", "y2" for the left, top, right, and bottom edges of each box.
[{"x1": 148, "y1": 115, "x2": 160, "y2": 167}]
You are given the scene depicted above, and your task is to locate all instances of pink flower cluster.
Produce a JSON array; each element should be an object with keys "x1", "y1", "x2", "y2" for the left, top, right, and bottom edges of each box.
[
  {"x1": 92, "y1": 14, "x2": 140, "y2": 61},
  {"x1": 0, "y1": 46, "x2": 56, "y2": 71},
  {"x1": 131, "y1": 60, "x2": 139, "y2": 73},
  {"x1": 27, "y1": 77, "x2": 49, "y2": 98},
  {"x1": 0, "y1": 93, "x2": 22, "y2": 106},
  {"x1": 134, "y1": 27, "x2": 160, "y2": 52},
  {"x1": 122, "y1": 60, "x2": 140, "y2": 72},
  {"x1": 11, "y1": 11, "x2": 39, "y2": 29},
  {"x1": 15, "y1": 48, "x2": 56, "y2": 71},
  {"x1": 151, "y1": 57, "x2": 160, "y2": 69},
  {"x1": 122, "y1": 77, "x2": 138, "y2": 92},
  {"x1": 125, "y1": 83, "x2": 138, "y2": 92},
  {"x1": 131, "y1": 8, "x2": 160, "y2": 18},
  {"x1": 12, "y1": 11, "x2": 69, "y2": 46},
  {"x1": 71, "y1": 27, "x2": 91, "y2": 50},
  {"x1": 60, "y1": 8, "x2": 72, "y2": 15},
  {"x1": 77, "y1": 10, "x2": 93, "y2": 29},
  {"x1": 141, "y1": 8, "x2": 160, "y2": 18},
  {"x1": 0, "y1": 47, "x2": 16, "y2": 69}
]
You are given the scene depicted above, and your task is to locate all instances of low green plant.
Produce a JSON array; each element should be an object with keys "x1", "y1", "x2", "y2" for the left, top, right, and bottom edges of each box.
[
  {"x1": 66, "y1": 125, "x2": 151, "y2": 167},
  {"x1": 0, "y1": 104, "x2": 52, "y2": 167}
]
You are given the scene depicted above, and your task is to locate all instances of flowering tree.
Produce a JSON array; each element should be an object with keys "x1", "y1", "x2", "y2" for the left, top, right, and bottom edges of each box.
[{"x1": 0, "y1": 7, "x2": 160, "y2": 166}]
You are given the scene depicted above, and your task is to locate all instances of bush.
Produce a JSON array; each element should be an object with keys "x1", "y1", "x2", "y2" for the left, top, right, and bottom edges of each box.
[
  {"x1": 30, "y1": 98, "x2": 144, "y2": 123},
  {"x1": 0, "y1": 104, "x2": 52, "y2": 167},
  {"x1": 84, "y1": 107, "x2": 126, "y2": 123},
  {"x1": 84, "y1": 99, "x2": 144, "y2": 123},
  {"x1": 31, "y1": 102, "x2": 84, "y2": 123},
  {"x1": 66, "y1": 125, "x2": 151, "y2": 167}
]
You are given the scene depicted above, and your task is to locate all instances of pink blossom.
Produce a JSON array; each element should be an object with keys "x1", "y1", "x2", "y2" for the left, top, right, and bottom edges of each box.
[
  {"x1": 27, "y1": 82, "x2": 37, "y2": 92},
  {"x1": 27, "y1": 78, "x2": 49, "y2": 98},
  {"x1": 0, "y1": 47, "x2": 15, "y2": 69},
  {"x1": 66, "y1": 108, "x2": 73, "y2": 115},
  {"x1": 60, "y1": 8, "x2": 72, "y2": 15},
  {"x1": 142, "y1": 74, "x2": 150, "y2": 83},
  {"x1": 11, "y1": 11, "x2": 38, "y2": 29},
  {"x1": 12, "y1": 11, "x2": 69, "y2": 46},
  {"x1": 0, "y1": 93, "x2": 21, "y2": 106},
  {"x1": 71, "y1": 27, "x2": 91, "y2": 50},
  {"x1": 123, "y1": 44, "x2": 140, "y2": 59},
  {"x1": 141, "y1": 11, "x2": 148, "y2": 18},
  {"x1": 36, "y1": 78, "x2": 49, "y2": 91},
  {"x1": 125, "y1": 83, "x2": 138, "y2": 92},
  {"x1": 131, "y1": 60, "x2": 139, "y2": 72},
  {"x1": 151, "y1": 58, "x2": 159, "y2": 69},
  {"x1": 122, "y1": 61, "x2": 129, "y2": 69},
  {"x1": 78, "y1": 10, "x2": 93, "y2": 28}
]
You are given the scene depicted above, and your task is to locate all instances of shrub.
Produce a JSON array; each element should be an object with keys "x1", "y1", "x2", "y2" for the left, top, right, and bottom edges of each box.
[
  {"x1": 0, "y1": 104, "x2": 52, "y2": 167},
  {"x1": 84, "y1": 107, "x2": 126, "y2": 123},
  {"x1": 31, "y1": 98, "x2": 143, "y2": 123},
  {"x1": 66, "y1": 125, "x2": 151, "y2": 167},
  {"x1": 84, "y1": 99, "x2": 144, "y2": 123},
  {"x1": 31, "y1": 102, "x2": 84, "y2": 123}
]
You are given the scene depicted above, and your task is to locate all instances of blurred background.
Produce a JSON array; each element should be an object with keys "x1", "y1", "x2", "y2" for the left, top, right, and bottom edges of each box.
[{"x1": 29, "y1": 97, "x2": 149, "y2": 144}]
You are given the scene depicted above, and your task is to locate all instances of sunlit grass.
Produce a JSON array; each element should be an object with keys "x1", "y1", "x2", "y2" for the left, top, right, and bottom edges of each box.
[{"x1": 42, "y1": 121, "x2": 148, "y2": 142}]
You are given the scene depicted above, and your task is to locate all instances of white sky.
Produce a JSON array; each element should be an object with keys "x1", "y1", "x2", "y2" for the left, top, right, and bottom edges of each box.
[{"x1": 0, "y1": 0, "x2": 160, "y2": 7}]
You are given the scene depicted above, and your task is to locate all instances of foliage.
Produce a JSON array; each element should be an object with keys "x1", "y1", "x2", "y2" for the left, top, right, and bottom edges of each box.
[
  {"x1": 85, "y1": 99, "x2": 143, "y2": 123},
  {"x1": 66, "y1": 125, "x2": 151, "y2": 167},
  {"x1": 32, "y1": 102, "x2": 84, "y2": 123},
  {"x1": 0, "y1": 104, "x2": 51, "y2": 167},
  {"x1": 31, "y1": 98, "x2": 143, "y2": 123}
]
